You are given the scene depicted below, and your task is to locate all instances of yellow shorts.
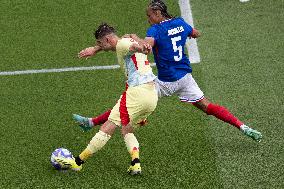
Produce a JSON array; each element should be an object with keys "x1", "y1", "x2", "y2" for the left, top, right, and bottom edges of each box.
[{"x1": 108, "y1": 82, "x2": 158, "y2": 127}]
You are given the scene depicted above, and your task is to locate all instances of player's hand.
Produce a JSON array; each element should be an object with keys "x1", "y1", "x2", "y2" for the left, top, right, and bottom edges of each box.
[
  {"x1": 78, "y1": 47, "x2": 96, "y2": 59},
  {"x1": 141, "y1": 43, "x2": 152, "y2": 55},
  {"x1": 143, "y1": 43, "x2": 152, "y2": 53}
]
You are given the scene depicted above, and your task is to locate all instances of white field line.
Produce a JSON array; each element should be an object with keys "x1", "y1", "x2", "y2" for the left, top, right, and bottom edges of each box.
[
  {"x1": 179, "y1": 0, "x2": 201, "y2": 63},
  {"x1": 0, "y1": 63, "x2": 156, "y2": 76},
  {"x1": 0, "y1": 65, "x2": 119, "y2": 76}
]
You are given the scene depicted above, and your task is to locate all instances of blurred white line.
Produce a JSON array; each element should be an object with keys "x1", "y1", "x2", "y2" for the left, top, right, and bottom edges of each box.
[
  {"x1": 0, "y1": 63, "x2": 156, "y2": 76},
  {"x1": 179, "y1": 0, "x2": 201, "y2": 63}
]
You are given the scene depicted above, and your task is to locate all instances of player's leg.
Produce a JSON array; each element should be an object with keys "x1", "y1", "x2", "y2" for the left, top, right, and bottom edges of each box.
[
  {"x1": 121, "y1": 124, "x2": 141, "y2": 175},
  {"x1": 193, "y1": 98, "x2": 243, "y2": 127},
  {"x1": 55, "y1": 120, "x2": 116, "y2": 171},
  {"x1": 154, "y1": 78, "x2": 178, "y2": 98},
  {"x1": 122, "y1": 83, "x2": 158, "y2": 175},
  {"x1": 193, "y1": 98, "x2": 262, "y2": 141},
  {"x1": 77, "y1": 120, "x2": 116, "y2": 160},
  {"x1": 178, "y1": 74, "x2": 262, "y2": 142},
  {"x1": 73, "y1": 110, "x2": 111, "y2": 131},
  {"x1": 117, "y1": 89, "x2": 141, "y2": 175},
  {"x1": 70, "y1": 95, "x2": 126, "y2": 169},
  {"x1": 73, "y1": 80, "x2": 162, "y2": 131}
]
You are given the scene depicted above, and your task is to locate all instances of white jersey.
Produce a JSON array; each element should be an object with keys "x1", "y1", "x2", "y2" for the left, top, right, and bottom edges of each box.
[{"x1": 116, "y1": 38, "x2": 156, "y2": 87}]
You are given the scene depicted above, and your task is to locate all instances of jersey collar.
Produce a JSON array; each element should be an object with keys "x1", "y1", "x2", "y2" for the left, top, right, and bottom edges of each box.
[{"x1": 159, "y1": 19, "x2": 172, "y2": 24}]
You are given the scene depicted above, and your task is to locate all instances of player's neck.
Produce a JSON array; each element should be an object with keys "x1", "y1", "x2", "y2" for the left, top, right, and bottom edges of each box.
[{"x1": 112, "y1": 36, "x2": 121, "y2": 51}]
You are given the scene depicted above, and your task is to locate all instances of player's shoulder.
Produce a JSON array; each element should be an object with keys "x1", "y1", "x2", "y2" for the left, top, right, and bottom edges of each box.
[
  {"x1": 116, "y1": 38, "x2": 139, "y2": 56},
  {"x1": 147, "y1": 24, "x2": 159, "y2": 33},
  {"x1": 157, "y1": 17, "x2": 187, "y2": 29},
  {"x1": 171, "y1": 17, "x2": 192, "y2": 31},
  {"x1": 117, "y1": 38, "x2": 136, "y2": 48},
  {"x1": 171, "y1": 17, "x2": 186, "y2": 24},
  {"x1": 118, "y1": 37, "x2": 134, "y2": 44}
]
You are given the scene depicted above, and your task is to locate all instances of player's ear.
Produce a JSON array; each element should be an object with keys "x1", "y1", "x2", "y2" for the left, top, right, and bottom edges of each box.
[
  {"x1": 155, "y1": 10, "x2": 162, "y2": 17},
  {"x1": 103, "y1": 36, "x2": 109, "y2": 44}
]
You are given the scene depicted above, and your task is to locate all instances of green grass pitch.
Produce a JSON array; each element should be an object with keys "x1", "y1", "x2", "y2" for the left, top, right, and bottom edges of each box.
[{"x1": 0, "y1": 0, "x2": 283, "y2": 188}]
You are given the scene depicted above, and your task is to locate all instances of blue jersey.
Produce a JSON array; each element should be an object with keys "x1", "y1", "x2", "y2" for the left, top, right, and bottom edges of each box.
[{"x1": 147, "y1": 17, "x2": 193, "y2": 82}]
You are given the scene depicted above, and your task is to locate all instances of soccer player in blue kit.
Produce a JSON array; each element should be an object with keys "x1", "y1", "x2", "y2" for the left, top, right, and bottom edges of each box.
[{"x1": 76, "y1": 0, "x2": 262, "y2": 142}]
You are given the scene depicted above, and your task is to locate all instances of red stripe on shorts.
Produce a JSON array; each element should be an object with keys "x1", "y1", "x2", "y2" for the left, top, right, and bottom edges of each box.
[
  {"x1": 119, "y1": 91, "x2": 130, "y2": 126},
  {"x1": 131, "y1": 54, "x2": 138, "y2": 70}
]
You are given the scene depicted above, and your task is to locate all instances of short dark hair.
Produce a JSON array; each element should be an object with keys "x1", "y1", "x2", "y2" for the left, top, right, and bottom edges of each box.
[
  {"x1": 94, "y1": 23, "x2": 116, "y2": 39},
  {"x1": 148, "y1": 0, "x2": 173, "y2": 19}
]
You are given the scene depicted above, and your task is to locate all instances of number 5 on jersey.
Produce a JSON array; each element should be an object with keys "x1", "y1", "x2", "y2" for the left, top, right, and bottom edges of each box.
[{"x1": 171, "y1": 36, "x2": 183, "y2": 61}]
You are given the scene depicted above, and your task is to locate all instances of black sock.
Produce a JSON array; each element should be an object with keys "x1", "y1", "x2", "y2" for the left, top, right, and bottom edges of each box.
[
  {"x1": 131, "y1": 158, "x2": 140, "y2": 166},
  {"x1": 75, "y1": 156, "x2": 85, "y2": 166}
]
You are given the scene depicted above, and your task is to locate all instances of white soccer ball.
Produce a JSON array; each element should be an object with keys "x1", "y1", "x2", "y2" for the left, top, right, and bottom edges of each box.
[{"x1": 50, "y1": 147, "x2": 73, "y2": 170}]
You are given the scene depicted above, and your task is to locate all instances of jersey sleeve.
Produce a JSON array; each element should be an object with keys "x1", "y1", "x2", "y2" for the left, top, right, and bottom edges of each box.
[
  {"x1": 146, "y1": 26, "x2": 159, "y2": 42},
  {"x1": 116, "y1": 38, "x2": 134, "y2": 57},
  {"x1": 179, "y1": 18, "x2": 193, "y2": 36}
]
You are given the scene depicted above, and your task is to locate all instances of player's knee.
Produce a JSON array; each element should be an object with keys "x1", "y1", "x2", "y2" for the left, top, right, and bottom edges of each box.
[
  {"x1": 121, "y1": 124, "x2": 134, "y2": 137},
  {"x1": 100, "y1": 120, "x2": 117, "y2": 136},
  {"x1": 193, "y1": 98, "x2": 210, "y2": 113}
]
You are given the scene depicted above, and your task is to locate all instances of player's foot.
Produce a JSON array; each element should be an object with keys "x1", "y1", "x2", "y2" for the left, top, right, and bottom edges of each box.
[
  {"x1": 73, "y1": 114, "x2": 93, "y2": 132},
  {"x1": 127, "y1": 158, "x2": 141, "y2": 175},
  {"x1": 55, "y1": 156, "x2": 82, "y2": 171},
  {"x1": 240, "y1": 125, "x2": 262, "y2": 142}
]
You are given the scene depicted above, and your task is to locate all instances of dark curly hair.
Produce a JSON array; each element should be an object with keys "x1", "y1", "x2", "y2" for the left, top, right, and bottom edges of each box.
[
  {"x1": 148, "y1": 0, "x2": 173, "y2": 19},
  {"x1": 94, "y1": 23, "x2": 116, "y2": 39}
]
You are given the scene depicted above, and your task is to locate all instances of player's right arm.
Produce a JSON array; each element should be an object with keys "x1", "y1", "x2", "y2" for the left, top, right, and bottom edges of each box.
[
  {"x1": 129, "y1": 42, "x2": 151, "y2": 55},
  {"x1": 123, "y1": 34, "x2": 154, "y2": 50},
  {"x1": 78, "y1": 45, "x2": 102, "y2": 59}
]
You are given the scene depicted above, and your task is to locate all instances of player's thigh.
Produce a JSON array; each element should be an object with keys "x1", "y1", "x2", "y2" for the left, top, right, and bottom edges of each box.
[
  {"x1": 127, "y1": 83, "x2": 158, "y2": 125},
  {"x1": 108, "y1": 96, "x2": 122, "y2": 126},
  {"x1": 155, "y1": 78, "x2": 178, "y2": 97},
  {"x1": 177, "y1": 74, "x2": 204, "y2": 103}
]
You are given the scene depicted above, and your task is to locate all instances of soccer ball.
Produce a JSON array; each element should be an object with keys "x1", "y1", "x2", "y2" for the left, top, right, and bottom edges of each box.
[{"x1": 50, "y1": 147, "x2": 73, "y2": 170}]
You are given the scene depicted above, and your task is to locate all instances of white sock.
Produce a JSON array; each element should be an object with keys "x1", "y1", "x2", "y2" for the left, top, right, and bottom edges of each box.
[
  {"x1": 124, "y1": 133, "x2": 139, "y2": 154},
  {"x1": 87, "y1": 130, "x2": 111, "y2": 153}
]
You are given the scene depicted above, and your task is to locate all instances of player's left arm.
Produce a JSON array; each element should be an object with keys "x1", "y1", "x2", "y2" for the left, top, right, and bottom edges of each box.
[
  {"x1": 123, "y1": 34, "x2": 154, "y2": 52},
  {"x1": 144, "y1": 37, "x2": 155, "y2": 47},
  {"x1": 129, "y1": 42, "x2": 151, "y2": 55},
  {"x1": 189, "y1": 28, "x2": 201, "y2": 38}
]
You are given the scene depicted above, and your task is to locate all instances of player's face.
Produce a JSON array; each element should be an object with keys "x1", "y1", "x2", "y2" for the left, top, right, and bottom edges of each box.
[
  {"x1": 97, "y1": 36, "x2": 113, "y2": 51},
  {"x1": 146, "y1": 7, "x2": 159, "y2": 25}
]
